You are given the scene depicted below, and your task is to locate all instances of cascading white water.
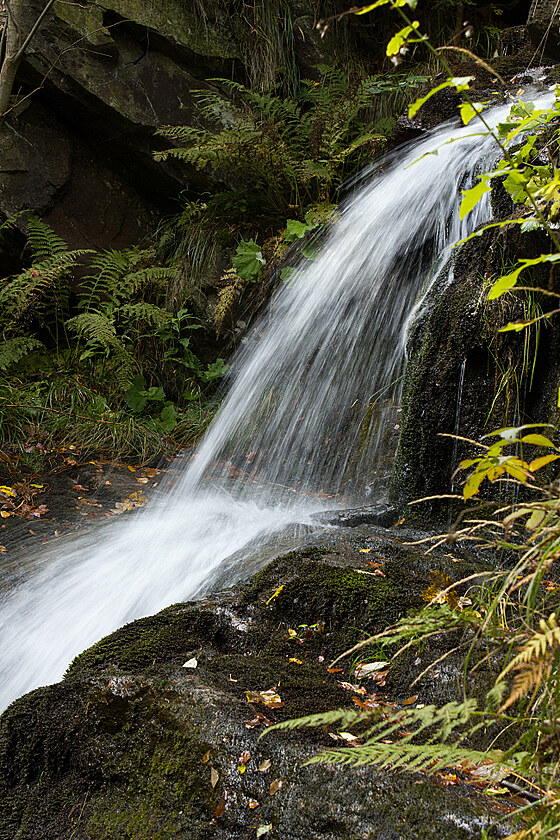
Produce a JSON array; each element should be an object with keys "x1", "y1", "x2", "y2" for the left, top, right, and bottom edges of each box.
[{"x1": 0, "y1": 99, "x2": 529, "y2": 711}]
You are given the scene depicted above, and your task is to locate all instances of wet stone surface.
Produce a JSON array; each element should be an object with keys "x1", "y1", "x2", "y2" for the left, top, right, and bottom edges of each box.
[{"x1": 0, "y1": 529, "x2": 515, "y2": 840}]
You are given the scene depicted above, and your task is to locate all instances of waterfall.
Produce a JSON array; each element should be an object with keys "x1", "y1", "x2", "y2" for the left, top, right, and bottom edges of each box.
[{"x1": 0, "y1": 99, "x2": 526, "y2": 711}]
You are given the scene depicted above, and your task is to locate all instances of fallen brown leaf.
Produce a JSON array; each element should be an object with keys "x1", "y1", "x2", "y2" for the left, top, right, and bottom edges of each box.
[
  {"x1": 215, "y1": 791, "x2": 227, "y2": 817},
  {"x1": 269, "y1": 779, "x2": 283, "y2": 796}
]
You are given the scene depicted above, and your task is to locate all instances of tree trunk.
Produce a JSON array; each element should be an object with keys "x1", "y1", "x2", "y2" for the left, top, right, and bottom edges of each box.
[{"x1": 0, "y1": 0, "x2": 23, "y2": 119}]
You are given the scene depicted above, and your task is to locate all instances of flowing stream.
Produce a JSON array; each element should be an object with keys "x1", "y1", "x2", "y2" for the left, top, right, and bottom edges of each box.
[{"x1": 0, "y1": 99, "x2": 530, "y2": 711}]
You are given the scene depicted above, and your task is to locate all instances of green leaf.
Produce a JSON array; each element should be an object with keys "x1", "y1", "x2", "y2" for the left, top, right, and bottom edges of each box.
[
  {"x1": 463, "y1": 470, "x2": 486, "y2": 500},
  {"x1": 459, "y1": 178, "x2": 490, "y2": 219},
  {"x1": 409, "y1": 77, "x2": 473, "y2": 120},
  {"x1": 489, "y1": 254, "x2": 560, "y2": 300},
  {"x1": 232, "y1": 239, "x2": 266, "y2": 282},
  {"x1": 386, "y1": 21, "x2": 420, "y2": 57},
  {"x1": 200, "y1": 358, "x2": 228, "y2": 382},
  {"x1": 125, "y1": 375, "x2": 148, "y2": 413},
  {"x1": 284, "y1": 219, "x2": 318, "y2": 242},
  {"x1": 459, "y1": 101, "x2": 485, "y2": 126},
  {"x1": 160, "y1": 402, "x2": 178, "y2": 433},
  {"x1": 146, "y1": 386, "x2": 165, "y2": 401}
]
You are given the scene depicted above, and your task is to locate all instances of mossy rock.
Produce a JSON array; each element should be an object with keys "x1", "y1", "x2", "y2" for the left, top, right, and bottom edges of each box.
[{"x1": 0, "y1": 541, "x2": 511, "y2": 839}]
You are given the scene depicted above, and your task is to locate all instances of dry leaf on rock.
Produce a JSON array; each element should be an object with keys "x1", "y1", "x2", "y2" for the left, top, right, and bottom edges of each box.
[
  {"x1": 215, "y1": 791, "x2": 227, "y2": 817},
  {"x1": 210, "y1": 767, "x2": 219, "y2": 788},
  {"x1": 245, "y1": 689, "x2": 283, "y2": 708},
  {"x1": 269, "y1": 779, "x2": 283, "y2": 795}
]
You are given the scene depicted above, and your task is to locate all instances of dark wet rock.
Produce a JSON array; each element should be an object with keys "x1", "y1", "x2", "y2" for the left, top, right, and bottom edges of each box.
[
  {"x1": 528, "y1": 0, "x2": 560, "y2": 59},
  {"x1": 314, "y1": 504, "x2": 401, "y2": 528},
  {"x1": 0, "y1": 536, "x2": 513, "y2": 839},
  {"x1": 391, "y1": 213, "x2": 560, "y2": 519}
]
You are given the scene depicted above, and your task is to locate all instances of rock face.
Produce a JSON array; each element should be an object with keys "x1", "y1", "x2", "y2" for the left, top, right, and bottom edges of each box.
[
  {"x1": 0, "y1": 0, "x2": 344, "y2": 258},
  {"x1": 391, "y1": 201, "x2": 560, "y2": 513},
  {"x1": 0, "y1": 533, "x2": 511, "y2": 839},
  {"x1": 527, "y1": 0, "x2": 560, "y2": 58}
]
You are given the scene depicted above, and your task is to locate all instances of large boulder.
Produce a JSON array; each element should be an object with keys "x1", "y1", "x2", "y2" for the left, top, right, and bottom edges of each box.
[{"x1": 0, "y1": 534, "x2": 511, "y2": 839}]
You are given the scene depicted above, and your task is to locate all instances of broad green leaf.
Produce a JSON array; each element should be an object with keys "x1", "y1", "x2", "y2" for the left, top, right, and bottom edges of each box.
[
  {"x1": 498, "y1": 319, "x2": 534, "y2": 333},
  {"x1": 160, "y1": 402, "x2": 178, "y2": 433},
  {"x1": 232, "y1": 239, "x2": 266, "y2": 282},
  {"x1": 146, "y1": 386, "x2": 165, "y2": 401},
  {"x1": 529, "y1": 454, "x2": 560, "y2": 472},
  {"x1": 521, "y1": 434, "x2": 557, "y2": 448},
  {"x1": 409, "y1": 78, "x2": 474, "y2": 119},
  {"x1": 489, "y1": 254, "x2": 560, "y2": 300},
  {"x1": 459, "y1": 101, "x2": 486, "y2": 126},
  {"x1": 457, "y1": 458, "x2": 479, "y2": 470},
  {"x1": 486, "y1": 465, "x2": 505, "y2": 481},
  {"x1": 502, "y1": 459, "x2": 530, "y2": 482},
  {"x1": 503, "y1": 170, "x2": 528, "y2": 203},
  {"x1": 520, "y1": 219, "x2": 541, "y2": 233},
  {"x1": 200, "y1": 358, "x2": 228, "y2": 382},
  {"x1": 484, "y1": 423, "x2": 552, "y2": 439},
  {"x1": 285, "y1": 219, "x2": 318, "y2": 242},
  {"x1": 460, "y1": 178, "x2": 490, "y2": 219},
  {"x1": 125, "y1": 375, "x2": 148, "y2": 413},
  {"x1": 386, "y1": 21, "x2": 419, "y2": 57}
]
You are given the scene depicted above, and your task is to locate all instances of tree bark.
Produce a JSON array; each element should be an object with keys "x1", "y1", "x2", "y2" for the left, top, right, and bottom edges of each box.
[
  {"x1": 0, "y1": 0, "x2": 23, "y2": 118},
  {"x1": 0, "y1": 0, "x2": 55, "y2": 120}
]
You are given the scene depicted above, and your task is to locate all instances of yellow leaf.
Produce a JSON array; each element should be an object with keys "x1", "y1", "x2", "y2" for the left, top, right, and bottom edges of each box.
[
  {"x1": 521, "y1": 434, "x2": 556, "y2": 448},
  {"x1": 486, "y1": 465, "x2": 505, "y2": 482},
  {"x1": 0, "y1": 486, "x2": 16, "y2": 497},
  {"x1": 0, "y1": 511, "x2": 12, "y2": 518},
  {"x1": 354, "y1": 0, "x2": 390, "y2": 15},
  {"x1": 463, "y1": 470, "x2": 486, "y2": 499},
  {"x1": 265, "y1": 585, "x2": 284, "y2": 605},
  {"x1": 529, "y1": 454, "x2": 560, "y2": 472},
  {"x1": 288, "y1": 658, "x2": 302, "y2": 664},
  {"x1": 526, "y1": 509, "x2": 546, "y2": 531}
]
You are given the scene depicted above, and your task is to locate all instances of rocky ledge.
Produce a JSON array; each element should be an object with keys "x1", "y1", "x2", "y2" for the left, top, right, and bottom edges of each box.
[{"x1": 0, "y1": 529, "x2": 513, "y2": 839}]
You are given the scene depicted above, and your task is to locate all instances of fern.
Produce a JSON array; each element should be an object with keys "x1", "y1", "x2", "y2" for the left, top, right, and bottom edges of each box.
[
  {"x1": 0, "y1": 336, "x2": 44, "y2": 370},
  {"x1": 304, "y1": 742, "x2": 501, "y2": 773},
  {"x1": 0, "y1": 250, "x2": 92, "y2": 326},
  {"x1": 498, "y1": 613, "x2": 560, "y2": 711},
  {"x1": 154, "y1": 70, "x2": 393, "y2": 215},
  {"x1": 117, "y1": 302, "x2": 171, "y2": 327},
  {"x1": 264, "y1": 699, "x2": 509, "y2": 777},
  {"x1": 26, "y1": 215, "x2": 69, "y2": 260},
  {"x1": 65, "y1": 312, "x2": 118, "y2": 348}
]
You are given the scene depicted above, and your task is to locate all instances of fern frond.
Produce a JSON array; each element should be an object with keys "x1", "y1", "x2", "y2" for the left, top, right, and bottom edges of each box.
[
  {"x1": 0, "y1": 337, "x2": 45, "y2": 370},
  {"x1": 499, "y1": 613, "x2": 560, "y2": 711},
  {"x1": 264, "y1": 707, "x2": 372, "y2": 735},
  {"x1": 117, "y1": 302, "x2": 171, "y2": 327},
  {"x1": 0, "y1": 250, "x2": 92, "y2": 323},
  {"x1": 27, "y1": 216, "x2": 69, "y2": 260},
  {"x1": 65, "y1": 312, "x2": 118, "y2": 347},
  {"x1": 305, "y1": 742, "x2": 503, "y2": 773},
  {"x1": 120, "y1": 267, "x2": 174, "y2": 299}
]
